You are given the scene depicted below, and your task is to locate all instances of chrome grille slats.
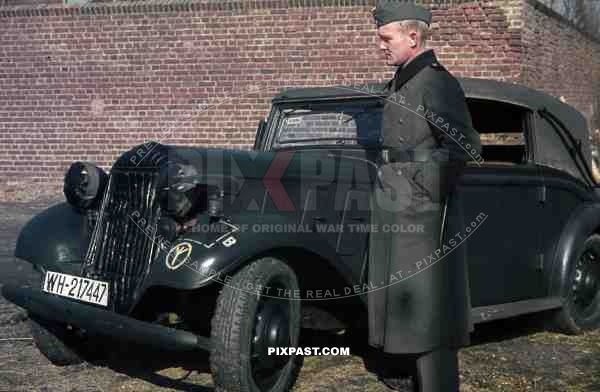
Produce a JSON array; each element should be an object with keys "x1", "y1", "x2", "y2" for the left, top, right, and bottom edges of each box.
[
  {"x1": 144, "y1": 176, "x2": 160, "y2": 276},
  {"x1": 125, "y1": 171, "x2": 142, "y2": 304},
  {"x1": 99, "y1": 184, "x2": 117, "y2": 278},
  {"x1": 139, "y1": 174, "x2": 161, "y2": 297},
  {"x1": 82, "y1": 167, "x2": 161, "y2": 314},
  {"x1": 120, "y1": 171, "x2": 135, "y2": 305},
  {"x1": 83, "y1": 174, "x2": 113, "y2": 274}
]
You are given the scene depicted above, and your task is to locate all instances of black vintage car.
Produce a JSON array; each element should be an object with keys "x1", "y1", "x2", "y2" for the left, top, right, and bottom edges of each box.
[{"x1": 3, "y1": 78, "x2": 600, "y2": 392}]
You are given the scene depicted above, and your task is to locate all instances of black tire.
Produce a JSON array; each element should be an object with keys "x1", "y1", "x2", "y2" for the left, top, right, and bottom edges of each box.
[
  {"x1": 554, "y1": 234, "x2": 600, "y2": 334},
  {"x1": 29, "y1": 317, "x2": 84, "y2": 366},
  {"x1": 210, "y1": 257, "x2": 303, "y2": 392}
]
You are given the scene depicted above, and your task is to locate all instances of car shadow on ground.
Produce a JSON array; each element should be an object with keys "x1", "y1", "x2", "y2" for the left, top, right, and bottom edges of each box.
[
  {"x1": 300, "y1": 310, "x2": 551, "y2": 355},
  {"x1": 84, "y1": 314, "x2": 554, "y2": 392},
  {"x1": 85, "y1": 328, "x2": 365, "y2": 392},
  {"x1": 467, "y1": 311, "x2": 551, "y2": 346},
  {"x1": 86, "y1": 343, "x2": 215, "y2": 391}
]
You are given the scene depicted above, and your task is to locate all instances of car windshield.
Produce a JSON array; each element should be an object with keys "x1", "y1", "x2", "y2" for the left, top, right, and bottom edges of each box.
[{"x1": 272, "y1": 100, "x2": 383, "y2": 149}]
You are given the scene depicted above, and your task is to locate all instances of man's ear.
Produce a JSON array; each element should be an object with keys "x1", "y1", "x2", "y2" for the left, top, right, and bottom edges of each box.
[{"x1": 408, "y1": 30, "x2": 419, "y2": 47}]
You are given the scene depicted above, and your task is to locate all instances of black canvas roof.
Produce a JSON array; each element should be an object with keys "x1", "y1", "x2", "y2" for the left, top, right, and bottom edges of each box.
[
  {"x1": 274, "y1": 78, "x2": 589, "y2": 135},
  {"x1": 273, "y1": 77, "x2": 593, "y2": 183},
  {"x1": 274, "y1": 78, "x2": 580, "y2": 120}
]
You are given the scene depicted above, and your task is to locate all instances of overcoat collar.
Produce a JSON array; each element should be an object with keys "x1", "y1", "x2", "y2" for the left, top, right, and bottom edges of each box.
[{"x1": 385, "y1": 49, "x2": 438, "y2": 92}]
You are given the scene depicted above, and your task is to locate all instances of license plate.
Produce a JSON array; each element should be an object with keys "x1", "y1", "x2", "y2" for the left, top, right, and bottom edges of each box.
[{"x1": 42, "y1": 271, "x2": 109, "y2": 307}]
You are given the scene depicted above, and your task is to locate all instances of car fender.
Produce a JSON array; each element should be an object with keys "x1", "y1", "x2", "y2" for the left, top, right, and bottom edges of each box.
[
  {"x1": 141, "y1": 215, "x2": 344, "y2": 291},
  {"x1": 14, "y1": 202, "x2": 85, "y2": 275},
  {"x1": 548, "y1": 202, "x2": 600, "y2": 298}
]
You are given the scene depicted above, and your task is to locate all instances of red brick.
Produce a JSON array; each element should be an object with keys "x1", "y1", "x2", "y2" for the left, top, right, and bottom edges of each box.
[{"x1": 0, "y1": 0, "x2": 597, "y2": 200}]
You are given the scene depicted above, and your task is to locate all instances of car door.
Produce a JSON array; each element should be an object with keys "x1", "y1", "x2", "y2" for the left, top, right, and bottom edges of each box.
[
  {"x1": 457, "y1": 163, "x2": 546, "y2": 307},
  {"x1": 332, "y1": 149, "x2": 378, "y2": 283},
  {"x1": 532, "y1": 111, "x2": 594, "y2": 296}
]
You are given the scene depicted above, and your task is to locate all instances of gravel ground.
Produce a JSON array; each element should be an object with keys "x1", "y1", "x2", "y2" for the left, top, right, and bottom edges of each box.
[{"x1": 1, "y1": 201, "x2": 600, "y2": 392}]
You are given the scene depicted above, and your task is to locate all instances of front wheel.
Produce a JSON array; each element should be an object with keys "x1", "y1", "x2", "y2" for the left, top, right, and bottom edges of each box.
[
  {"x1": 554, "y1": 234, "x2": 600, "y2": 334},
  {"x1": 209, "y1": 257, "x2": 303, "y2": 392}
]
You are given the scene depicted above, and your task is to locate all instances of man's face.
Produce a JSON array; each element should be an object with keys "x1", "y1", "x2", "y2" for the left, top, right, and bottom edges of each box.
[{"x1": 377, "y1": 23, "x2": 413, "y2": 66}]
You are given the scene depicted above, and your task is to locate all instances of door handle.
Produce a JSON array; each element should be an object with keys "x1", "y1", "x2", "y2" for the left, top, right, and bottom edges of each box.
[
  {"x1": 537, "y1": 185, "x2": 546, "y2": 204},
  {"x1": 349, "y1": 216, "x2": 365, "y2": 222}
]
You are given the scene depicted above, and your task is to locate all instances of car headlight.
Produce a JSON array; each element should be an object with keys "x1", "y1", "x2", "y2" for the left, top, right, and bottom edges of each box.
[
  {"x1": 64, "y1": 162, "x2": 108, "y2": 212},
  {"x1": 158, "y1": 162, "x2": 200, "y2": 220}
]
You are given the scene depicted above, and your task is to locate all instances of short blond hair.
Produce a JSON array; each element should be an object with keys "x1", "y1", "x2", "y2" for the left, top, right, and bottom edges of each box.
[{"x1": 394, "y1": 20, "x2": 430, "y2": 47}]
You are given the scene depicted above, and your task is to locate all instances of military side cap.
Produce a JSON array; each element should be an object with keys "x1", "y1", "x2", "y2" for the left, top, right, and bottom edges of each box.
[{"x1": 372, "y1": 1, "x2": 432, "y2": 28}]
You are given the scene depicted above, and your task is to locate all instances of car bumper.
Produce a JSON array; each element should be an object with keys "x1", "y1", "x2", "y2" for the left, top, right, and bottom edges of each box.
[{"x1": 1, "y1": 284, "x2": 212, "y2": 352}]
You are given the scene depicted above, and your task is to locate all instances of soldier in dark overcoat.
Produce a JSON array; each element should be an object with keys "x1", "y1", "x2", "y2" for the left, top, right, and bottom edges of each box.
[{"x1": 367, "y1": 2, "x2": 482, "y2": 391}]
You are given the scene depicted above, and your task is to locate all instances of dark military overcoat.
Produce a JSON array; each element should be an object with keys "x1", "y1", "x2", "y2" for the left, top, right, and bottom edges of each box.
[{"x1": 368, "y1": 49, "x2": 481, "y2": 354}]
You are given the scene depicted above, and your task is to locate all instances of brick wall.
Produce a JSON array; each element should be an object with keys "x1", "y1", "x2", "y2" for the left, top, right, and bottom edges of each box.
[
  {"x1": 520, "y1": 0, "x2": 600, "y2": 126},
  {"x1": 0, "y1": 0, "x2": 596, "y2": 201}
]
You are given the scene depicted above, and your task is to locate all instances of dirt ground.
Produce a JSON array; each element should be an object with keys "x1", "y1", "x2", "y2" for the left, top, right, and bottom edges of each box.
[{"x1": 1, "y1": 201, "x2": 600, "y2": 392}]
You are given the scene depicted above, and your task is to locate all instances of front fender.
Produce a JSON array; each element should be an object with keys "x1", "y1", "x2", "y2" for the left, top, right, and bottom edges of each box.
[
  {"x1": 15, "y1": 202, "x2": 85, "y2": 275},
  {"x1": 141, "y1": 214, "x2": 342, "y2": 291},
  {"x1": 549, "y1": 202, "x2": 600, "y2": 298}
]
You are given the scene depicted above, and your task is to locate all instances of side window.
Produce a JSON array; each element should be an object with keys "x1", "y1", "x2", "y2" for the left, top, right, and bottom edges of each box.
[
  {"x1": 535, "y1": 114, "x2": 582, "y2": 180},
  {"x1": 466, "y1": 99, "x2": 531, "y2": 165}
]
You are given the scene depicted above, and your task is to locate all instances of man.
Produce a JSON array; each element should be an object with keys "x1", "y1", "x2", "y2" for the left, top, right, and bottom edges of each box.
[{"x1": 367, "y1": 1, "x2": 481, "y2": 391}]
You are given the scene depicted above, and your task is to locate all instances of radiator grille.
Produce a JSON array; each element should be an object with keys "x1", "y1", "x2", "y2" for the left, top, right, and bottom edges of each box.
[{"x1": 82, "y1": 168, "x2": 162, "y2": 314}]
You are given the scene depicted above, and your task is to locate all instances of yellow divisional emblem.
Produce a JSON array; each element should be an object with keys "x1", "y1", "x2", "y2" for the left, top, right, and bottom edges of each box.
[{"x1": 166, "y1": 242, "x2": 193, "y2": 270}]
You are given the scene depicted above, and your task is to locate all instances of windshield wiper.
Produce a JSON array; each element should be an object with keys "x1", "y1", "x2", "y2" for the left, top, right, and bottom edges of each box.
[
  {"x1": 282, "y1": 108, "x2": 313, "y2": 114},
  {"x1": 277, "y1": 137, "x2": 367, "y2": 145}
]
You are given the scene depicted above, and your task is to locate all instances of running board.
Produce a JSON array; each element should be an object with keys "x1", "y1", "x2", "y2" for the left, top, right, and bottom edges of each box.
[{"x1": 472, "y1": 297, "x2": 563, "y2": 324}]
